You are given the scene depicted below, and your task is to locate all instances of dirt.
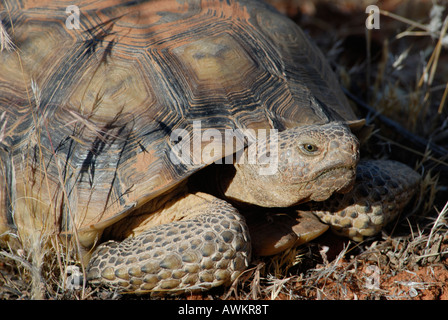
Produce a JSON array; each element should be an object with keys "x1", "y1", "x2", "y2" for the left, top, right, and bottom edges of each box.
[{"x1": 292, "y1": 243, "x2": 448, "y2": 300}]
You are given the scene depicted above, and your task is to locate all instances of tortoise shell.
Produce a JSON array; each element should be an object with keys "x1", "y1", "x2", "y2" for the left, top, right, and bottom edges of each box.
[{"x1": 0, "y1": 0, "x2": 356, "y2": 240}]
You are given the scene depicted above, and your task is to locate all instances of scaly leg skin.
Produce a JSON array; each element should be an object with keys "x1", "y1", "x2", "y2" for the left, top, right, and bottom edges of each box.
[
  {"x1": 86, "y1": 160, "x2": 420, "y2": 294},
  {"x1": 87, "y1": 195, "x2": 251, "y2": 294},
  {"x1": 306, "y1": 159, "x2": 421, "y2": 241}
]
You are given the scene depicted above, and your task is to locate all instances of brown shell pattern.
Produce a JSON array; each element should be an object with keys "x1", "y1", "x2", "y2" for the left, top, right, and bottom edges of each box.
[{"x1": 0, "y1": 0, "x2": 356, "y2": 235}]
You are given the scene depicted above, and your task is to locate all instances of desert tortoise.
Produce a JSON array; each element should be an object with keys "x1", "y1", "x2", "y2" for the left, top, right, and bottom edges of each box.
[{"x1": 0, "y1": 0, "x2": 420, "y2": 294}]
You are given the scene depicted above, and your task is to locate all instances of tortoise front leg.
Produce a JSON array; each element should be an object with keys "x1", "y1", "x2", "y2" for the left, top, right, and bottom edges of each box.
[
  {"x1": 87, "y1": 194, "x2": 251, "y2": 294},
  {"x1": 306, "y1": 159, "x2": 421, "y2": 241}
]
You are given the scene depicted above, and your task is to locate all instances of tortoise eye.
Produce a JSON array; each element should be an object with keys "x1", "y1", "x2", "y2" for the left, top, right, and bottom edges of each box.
[{"x1": 301, "y1": 143, "x2": 318, "y2": 154}]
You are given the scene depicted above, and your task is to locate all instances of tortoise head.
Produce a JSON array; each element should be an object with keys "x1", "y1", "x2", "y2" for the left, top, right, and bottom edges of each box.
[{"x1": 223, "y1": 122, "x2": 360, "y2": 207}]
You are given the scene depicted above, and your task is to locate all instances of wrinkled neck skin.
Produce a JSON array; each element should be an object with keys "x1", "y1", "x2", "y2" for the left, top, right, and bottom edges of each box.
[{"x1": 220, "y1": 123, "x2": 360, "y2": 208}]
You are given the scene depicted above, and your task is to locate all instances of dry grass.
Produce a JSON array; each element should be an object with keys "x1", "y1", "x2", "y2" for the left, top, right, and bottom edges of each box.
[
  {"x1": 1, "y1": 0, "x2": 447, "y2": 300},
  {"x1": 0, "y1": 18, "x2": 15, "y2": 52}
]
